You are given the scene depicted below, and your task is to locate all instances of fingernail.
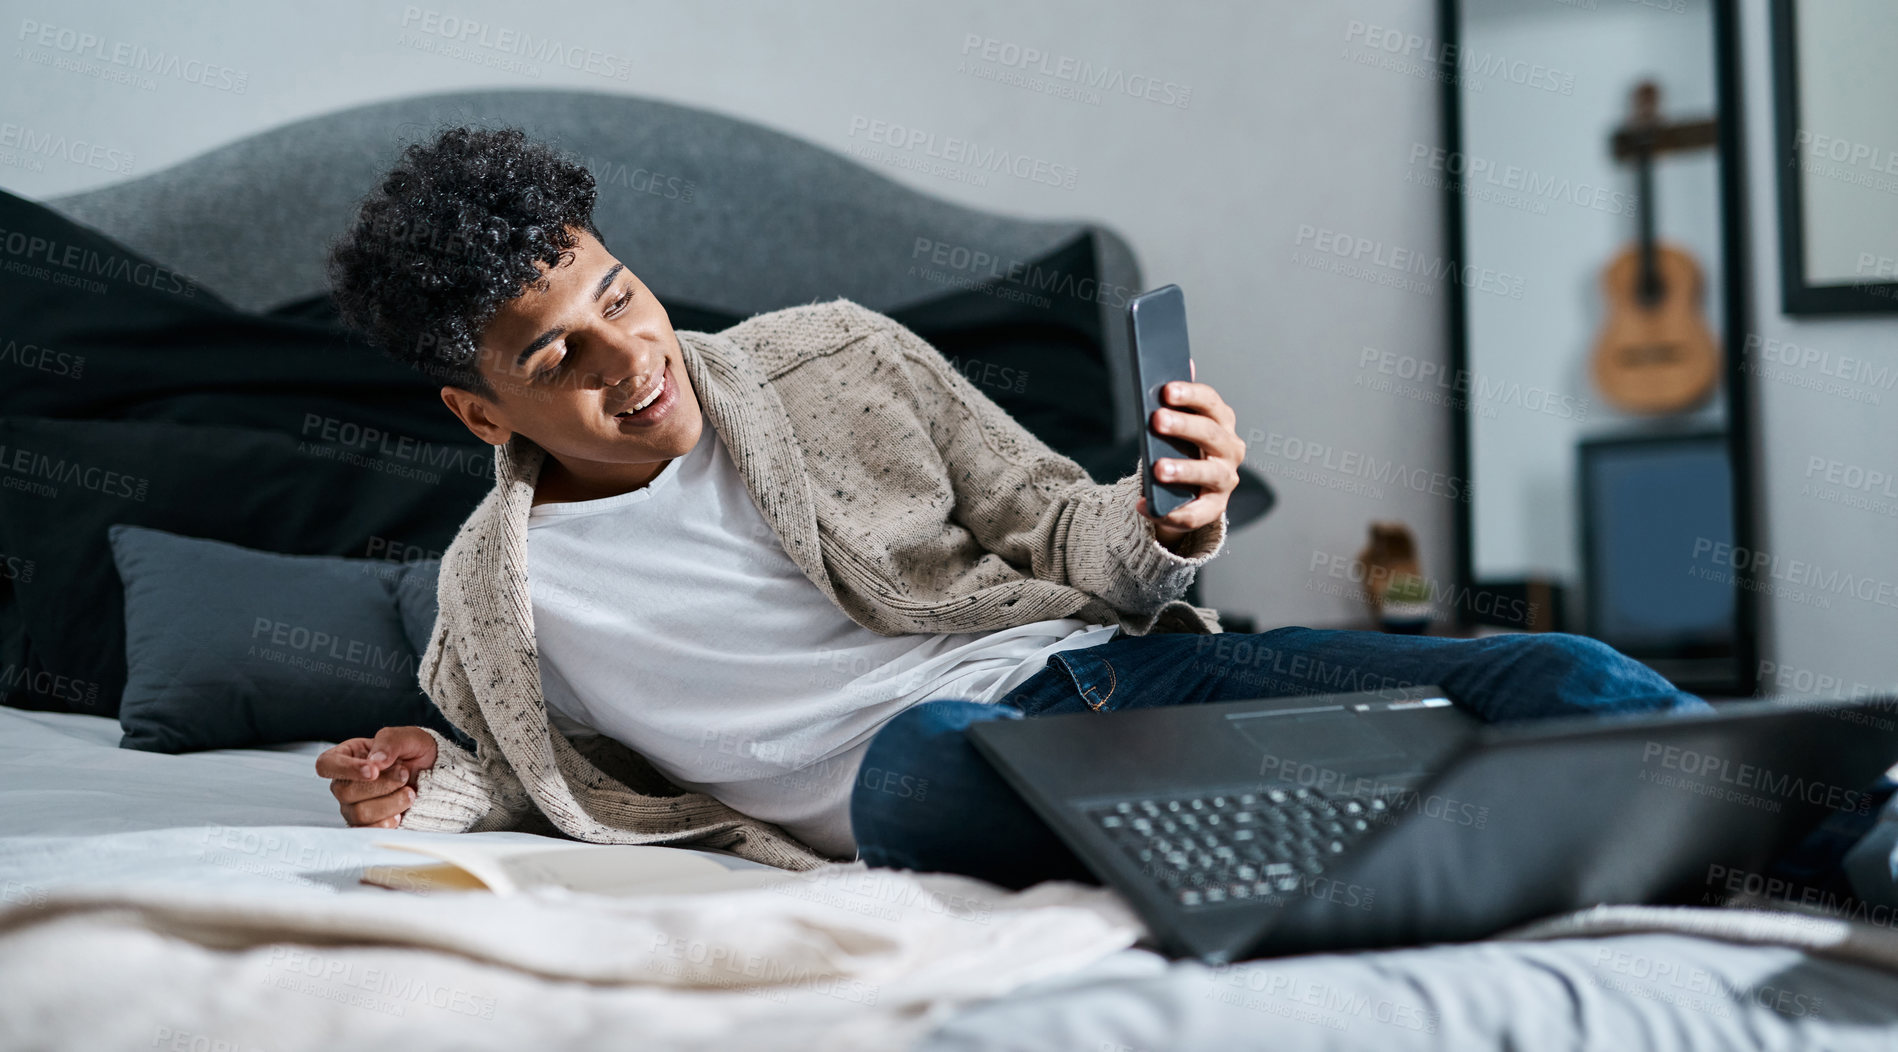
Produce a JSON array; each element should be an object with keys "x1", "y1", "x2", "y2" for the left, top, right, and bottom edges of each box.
[
  {"x1": 368, "y1": 751, "x2": 387, "y2": 764},
  {"x1": 406, "y1": 788, "x2": 417, "y2": 802},
  {"x1": 394, "y1": 767, "x2": 408, "y2": 785}
]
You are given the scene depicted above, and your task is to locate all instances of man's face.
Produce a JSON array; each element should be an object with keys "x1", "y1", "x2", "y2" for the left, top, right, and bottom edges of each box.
[{"x1": 444, "y1": 227, "x2": 703, "y2": 485}]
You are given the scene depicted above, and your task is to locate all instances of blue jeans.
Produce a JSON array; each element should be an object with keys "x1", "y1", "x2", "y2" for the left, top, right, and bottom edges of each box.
[{"x1": 849, "y1": 628, "x2": 1711, "y2": 889}]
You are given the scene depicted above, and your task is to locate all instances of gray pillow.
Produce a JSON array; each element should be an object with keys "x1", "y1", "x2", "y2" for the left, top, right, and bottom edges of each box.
[
  {"x1": 390, "y1": 557, "x2": 442, "y2": 656},
  {"x1": 108, "y1": 524, "x2": 460, "y2": 752}
]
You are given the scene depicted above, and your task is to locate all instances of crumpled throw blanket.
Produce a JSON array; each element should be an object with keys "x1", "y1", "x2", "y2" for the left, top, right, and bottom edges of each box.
[{"x1": 0, "y1": 861, "x2": 1141, "y2": 1051}]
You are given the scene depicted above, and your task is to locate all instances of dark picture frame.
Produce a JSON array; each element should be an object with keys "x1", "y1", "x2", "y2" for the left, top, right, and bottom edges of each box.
[
  {"x1": 1435, "y1": 0, "x2": 1759, "y2": 697},
  {"x1": 1578, "y1": 431, "x2": 1740, "y2": 692},
  {"x1": 1771, "y1": 0, "x2": 1898, "y2": 314}
]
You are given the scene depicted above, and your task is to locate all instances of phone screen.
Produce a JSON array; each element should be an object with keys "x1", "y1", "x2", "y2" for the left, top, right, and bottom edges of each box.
[{"x1": 1126, "y1": 285, "x2": 1200, "y2": 517}]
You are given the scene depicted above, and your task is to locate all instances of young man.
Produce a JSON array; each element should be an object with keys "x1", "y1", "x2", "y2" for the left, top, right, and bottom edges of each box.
[{"x1": 316, "y1": 127, "x2": 1707, "y2": 887}]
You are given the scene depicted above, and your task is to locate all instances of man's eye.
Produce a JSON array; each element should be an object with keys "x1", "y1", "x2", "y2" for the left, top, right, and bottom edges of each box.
[{"x1": 527, "y1": 289, "x2": 630, "y2": 382}]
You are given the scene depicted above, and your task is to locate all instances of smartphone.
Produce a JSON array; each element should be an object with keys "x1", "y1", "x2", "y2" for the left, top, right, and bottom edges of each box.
[{"x1": 1125, "y1": 284, "x2": 1200, "y2": 518}]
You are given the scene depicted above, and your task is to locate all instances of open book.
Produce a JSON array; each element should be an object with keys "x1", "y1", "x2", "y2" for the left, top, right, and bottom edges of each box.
[{"x1": 362, "y1": 839, "x2": 777, "y2": 897}]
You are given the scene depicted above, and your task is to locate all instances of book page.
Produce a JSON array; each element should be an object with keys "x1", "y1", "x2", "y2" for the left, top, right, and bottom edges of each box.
[
  {"x1": 361, "y1": 861, "x2": 492, "y2": 893},
  {"x1": 373, "y1": 840, "x2": 744, "y2": 896}
]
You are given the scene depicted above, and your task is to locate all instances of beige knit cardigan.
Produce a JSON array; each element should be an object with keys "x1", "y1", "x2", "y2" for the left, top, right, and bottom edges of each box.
[{"x1": 400, "y1": 299, "x2": 1227, "y2": 869}]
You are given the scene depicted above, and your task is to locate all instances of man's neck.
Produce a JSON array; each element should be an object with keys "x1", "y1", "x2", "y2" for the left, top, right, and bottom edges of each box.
[{"x1": 532, "y1": 453, "x2": 671, "y2": 506}]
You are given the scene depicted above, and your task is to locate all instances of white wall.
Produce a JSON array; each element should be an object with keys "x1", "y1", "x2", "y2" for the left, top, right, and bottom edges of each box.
[
  {"x1": 0, "y1": 0, "x2": 1451, "y2": 632},
  {"x1": 1736, "y1": 0, "x2": 1898, "y2": 695}
]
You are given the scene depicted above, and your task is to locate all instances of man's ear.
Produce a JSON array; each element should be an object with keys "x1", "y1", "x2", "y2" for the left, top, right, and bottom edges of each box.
[{"x1": 440, "y1": 386, "x2": 511, "y2": 447}]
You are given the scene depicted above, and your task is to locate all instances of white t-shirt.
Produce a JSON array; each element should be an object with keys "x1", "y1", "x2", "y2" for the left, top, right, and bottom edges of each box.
[{"x1": 525, "y1": 426, "x2": 1118, "y2": 858}]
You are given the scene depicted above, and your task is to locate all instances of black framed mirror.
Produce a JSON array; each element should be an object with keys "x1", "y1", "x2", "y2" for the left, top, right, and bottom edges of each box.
[
  {"x1": 1437, "y1": 0, "x2": 1758, "y2": 696},
  {"x1": 1772, "y1": 0, "x2": 1898, "y2": 314}
]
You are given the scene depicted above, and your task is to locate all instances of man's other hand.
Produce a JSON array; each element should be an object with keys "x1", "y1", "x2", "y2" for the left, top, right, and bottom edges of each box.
[
  {"x1": 1136, "y1": 360, "x2": 1245, "y2": 550},
  {"x1": 315, "y1": 725, "x2": 439, "y2": 828}
]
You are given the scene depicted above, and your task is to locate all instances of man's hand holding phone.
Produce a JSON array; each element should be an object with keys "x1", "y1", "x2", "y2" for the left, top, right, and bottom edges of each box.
[{"x1": 1135, "y1": 359, "x2": 1246, "y2": 550}]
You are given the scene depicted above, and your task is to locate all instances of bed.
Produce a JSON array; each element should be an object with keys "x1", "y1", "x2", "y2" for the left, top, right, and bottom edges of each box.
[
  {"x1": 6, "y1": 703, "x2": 1898, "y2": 1050},
  {"x1": 5, "y1": 89, "x2": 1898, "y2": 1050}
]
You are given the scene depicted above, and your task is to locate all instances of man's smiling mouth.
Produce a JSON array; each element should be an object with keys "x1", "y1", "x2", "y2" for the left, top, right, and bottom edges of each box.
[
  {"x1": 614, "y1": 372, "x2": 666, "y2": 417},
  {"x1": 609, "y1": 361, "x2": 680, "y2": 429}
]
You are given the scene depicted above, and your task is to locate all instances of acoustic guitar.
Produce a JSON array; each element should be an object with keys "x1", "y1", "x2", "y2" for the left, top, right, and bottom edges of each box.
[{"x1": 1590, "y1": 83, "x2": 1720, "y2": 415}]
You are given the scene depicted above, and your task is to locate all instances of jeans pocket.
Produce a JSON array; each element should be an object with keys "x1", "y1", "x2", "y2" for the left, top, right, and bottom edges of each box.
[
  {"x1": 1048, "y1": 648, "x2": 1120, "y2": 713},
  {"x1": 1000, "y1": 648, "x2": 1121, "y2": 717}
]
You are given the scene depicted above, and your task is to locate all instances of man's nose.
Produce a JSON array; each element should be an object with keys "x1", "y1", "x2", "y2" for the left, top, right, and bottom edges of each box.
[{"x1": 595, "y1": 341, "x2": 660, "y2": 390}]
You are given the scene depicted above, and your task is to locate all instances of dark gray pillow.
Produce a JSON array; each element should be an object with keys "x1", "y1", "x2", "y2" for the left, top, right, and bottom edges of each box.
[
  {"x1": 108, "y1": 524, "x2": 459, "y2": 752},
  {"x1": 389, "y1": 558, "x2": 442, "y2": 657}
]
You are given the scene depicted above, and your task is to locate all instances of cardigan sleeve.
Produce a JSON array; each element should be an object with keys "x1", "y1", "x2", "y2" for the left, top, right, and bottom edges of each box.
[
  {"x1": 399, "y1": 632, "x2": 538, "y2": 834},
  {"x1": 878, "y1": 312, "x2": 1226, "y2": 617}
]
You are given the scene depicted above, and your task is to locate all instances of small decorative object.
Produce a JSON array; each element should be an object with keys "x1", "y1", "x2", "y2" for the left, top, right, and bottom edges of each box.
[
  {"x1": 1356, "y1": 522, "x2": 1433, "y2": 634},
  {"x1": 1378, "y1": 574, "x2": 1435, "y2": 635}
]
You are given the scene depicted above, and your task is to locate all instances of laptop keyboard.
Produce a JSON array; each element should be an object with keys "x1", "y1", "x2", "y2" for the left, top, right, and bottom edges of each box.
[{"x1": 1085, "y1": 785, "x2": 1406, "y2": 909}]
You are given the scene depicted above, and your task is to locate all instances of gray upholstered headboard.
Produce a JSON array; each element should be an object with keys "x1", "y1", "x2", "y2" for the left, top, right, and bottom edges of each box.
[{"x1": 41, "y1": 88, "x2": 1144, "y2": 444}]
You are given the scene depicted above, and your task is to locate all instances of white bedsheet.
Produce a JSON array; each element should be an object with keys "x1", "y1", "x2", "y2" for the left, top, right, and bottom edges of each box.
[
  {"x1": 5, "y1": 706, "x2": 1898, "y2": 1051},
  {"x1": 0, "y1": 707, "x2": 344, "y2": 836}
]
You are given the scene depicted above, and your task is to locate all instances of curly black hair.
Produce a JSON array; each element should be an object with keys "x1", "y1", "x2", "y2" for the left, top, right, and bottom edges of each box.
[{"x1": 326, "y1": 125, "x2": 604, "y2": 399}]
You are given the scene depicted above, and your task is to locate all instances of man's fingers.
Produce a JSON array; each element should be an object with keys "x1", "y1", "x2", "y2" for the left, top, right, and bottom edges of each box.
[
  {"x1": 1139, "y1": 488, "x2": 1222, "y2": 531},
  {"x1": 318, "y1": 728, "x2": 435, "y2": 785},
  {"x1": 329, "y1": 766, "x2": 410, "y2": 804},
  {"x1": 1155, "y1": 457, "x2": 1239, "y2": 493},
  {"x1": 1153, "y1": 409, "x2": 1243, "y2": 463},
  {"x1": 1160, "y1": 380, "x2": 1237, "y2": 430},
  {"x1": 1159, "y1": 380, "x2": 1221, "y2": 413},
  {"x1": 368, "y1": 727, "x2": 409, "y2": 767},
  {"x1": 313, "y1": 753, "x2": 352, "y2": 780},
  {"x1": 371, "y1": 726, "x2": 439, "y2": 772},
  {"x1": 313, "y1": 739, "x2": 375, "y2": 780},
  {"x1": 1153, "y1": 493, "x2": 1222, "y2": 532},
  {"x1": 341, "y1": 786, "x2": 417, "y2": 826}
]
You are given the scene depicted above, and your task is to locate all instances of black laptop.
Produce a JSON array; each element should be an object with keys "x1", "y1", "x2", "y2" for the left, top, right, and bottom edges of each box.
[{"x1": 966, "y1": 686, "x2": 1898, "y2": 963}]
